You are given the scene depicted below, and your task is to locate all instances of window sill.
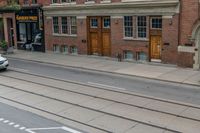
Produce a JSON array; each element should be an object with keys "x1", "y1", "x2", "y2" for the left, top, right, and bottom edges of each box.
[
  {"x1": 60, "y1": 2, "x2": 76, "y2": 5},
  {"x1": 100, "y1": 0, "x2": 111, "y2": 4},
  {"x1": 53, "y1": 34, "x2": 77, "y2": 37},
  {"x1": 84, "y1": 1, "x2": 95, "y2": 4},
  {"x1": 123, "y1": 37, "x2": 149, "y2": 41}
]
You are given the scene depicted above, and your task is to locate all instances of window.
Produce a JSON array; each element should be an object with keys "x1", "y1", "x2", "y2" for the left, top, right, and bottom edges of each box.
[
  {"x1": 61, "y1": 17, "x2": 68, "y2": 34},
  {"x1": 61, "y1": 45, "x2": 68, "y2": 54},
  {"x1": 124, "y1": 51, "x2": 133, "y2": 60},
  {"x1": 52, "y1": 0, "x2": 58, "y2": 3},
  {"x1": 62, "y1": 0, "x2": 76, "y2": 3},
  {"x1": 53, "y1": 17, "x2": 59, "y2": 34},
  {"x1": 70, "y1": 46, "x2": 78, "y2": 54},
  {"x1": 137, "y1": 16, "x2": 147, "y2": 38},
  {"x1": 103, "y1": 17, "x2": 110, "y2": 28},
  {"x1": 24, "y1": 0, "x2": 29, "y2": 4},
  {"x1": 32, "y1": 0, "x2": 37, "y2": 4},
  {"x1": 53, "y1": 44, "x2": 60, "y2": 53},
  {"x1": 151, "y1": 17, "x2": 162, "y2": 29},
  {"x1": 124, "y1": 16, "x2": 133, "y2": 37},
  {"x1": 90, "y1": 18, "x2": 98, "y2": 28},
  {"x1": 137, "y1": 52, "x2": 147, "y2": 61},
  {"x1": 70, "y1": 17, "x2": 77, "y2": 35}
]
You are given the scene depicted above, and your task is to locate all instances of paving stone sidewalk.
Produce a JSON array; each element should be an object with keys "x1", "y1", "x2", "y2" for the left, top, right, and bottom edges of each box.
[{"x1": 4, "y1": 50, "x2": 200, "y2": 87}]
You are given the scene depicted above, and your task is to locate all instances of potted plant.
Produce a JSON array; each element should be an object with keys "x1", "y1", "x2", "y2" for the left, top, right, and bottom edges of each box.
[{"x1": 0, "y1": 40, "x2": 8, "y2": 53}]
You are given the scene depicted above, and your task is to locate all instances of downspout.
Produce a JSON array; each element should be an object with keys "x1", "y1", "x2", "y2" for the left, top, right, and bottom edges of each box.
[{"x1": 178, "y1": 0, "x2": 181, "y2": 46}]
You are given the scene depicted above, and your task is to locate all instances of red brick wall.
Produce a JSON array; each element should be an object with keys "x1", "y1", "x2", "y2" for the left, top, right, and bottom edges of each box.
[
  {"x1": 180, "y1": 0, "x2": 199, "y2": 45},
  {"x1": 178, "y1": 52, "x2": 194, "y2": 67},
  {"x1": 178, "y1": 0, "x2": 199, "y2": 67},
  {"x1": 44, "y1": 17, "x2": 87, "y2": 54},
  {"x1": 162, "y1": 14, "x2": 179, "y2": 64},
  {"x1": 111, "y1": 18, "x2": 149, "y2": 59}
]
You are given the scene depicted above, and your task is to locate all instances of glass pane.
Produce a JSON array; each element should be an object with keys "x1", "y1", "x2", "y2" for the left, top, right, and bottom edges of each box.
[{"x1": 90, "y1": 18, "x2": 98, "y2": 28}]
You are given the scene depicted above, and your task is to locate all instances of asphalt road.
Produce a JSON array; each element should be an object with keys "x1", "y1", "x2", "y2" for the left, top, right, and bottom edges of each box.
[
  {"x1": 7, "y1": 58, "x2": 200, "y2": 105},
  {"x1": 0, "y1": 102, "x2": 81, "y2": 133}
]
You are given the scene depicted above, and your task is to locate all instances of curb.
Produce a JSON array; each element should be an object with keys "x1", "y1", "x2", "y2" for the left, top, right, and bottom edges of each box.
[{"x1": 7, "y1": 56, "x2": 200, "y2": 87}]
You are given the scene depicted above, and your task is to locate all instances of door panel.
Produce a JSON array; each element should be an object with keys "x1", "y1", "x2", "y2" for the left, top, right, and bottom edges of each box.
[
  {"x1": 150, "y1": 35, "x2": 162, "y2": 59},
  {"x1": 102, "y1": 32, "x2": 110, "y2": 56},
  {"x1": 90, "y1": 32, "x2": 99, "y2": 54}
]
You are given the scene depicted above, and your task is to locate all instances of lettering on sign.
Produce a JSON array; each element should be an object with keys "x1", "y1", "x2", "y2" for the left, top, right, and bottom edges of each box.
[{"x1": 16, "y1": 15, "x2": 38, "y2": 22}]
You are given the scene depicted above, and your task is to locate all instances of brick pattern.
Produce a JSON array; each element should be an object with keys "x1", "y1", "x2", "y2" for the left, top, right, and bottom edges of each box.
[{"x1": 162, "y1": 14, "x2": 179, "y2": 65}]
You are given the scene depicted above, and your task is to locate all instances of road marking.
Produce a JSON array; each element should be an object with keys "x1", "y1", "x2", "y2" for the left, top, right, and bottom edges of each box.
[
  {"x1": 3, "y1": 120, "x2": 9, "y2": 123},
  {"x1": 14, "y1": 124, "x2": 20, "y2": 128},
  {"x1": 27, "y1": 126, "x2": 82, "y2": 133},
  {"x1": 88, "y1": 82, "x2": 126, "y2": 91},
  {"x1": 9, "y1": 67, "x2": 29, "y2": 72},
  {"x1": 0, "y1": 116, "x2": 82, "y2": 133},
  {"x1": 8, "y1": 122, "x2": 15, "y2": 125},
  {"x1": 62, "y1": 126, "x2": 82, "y2": 133},
  {"x1": 19, "y1": 127, "x2": 26, "y2": 130}
]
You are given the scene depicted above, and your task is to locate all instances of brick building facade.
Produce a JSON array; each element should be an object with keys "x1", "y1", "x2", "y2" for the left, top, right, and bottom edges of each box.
[
  {"x1": 0, "y1": 0, "x2": 18, "y2": 48},
  {"x1": 18, "y1": 0, "x2": 199, "y2": 69}
]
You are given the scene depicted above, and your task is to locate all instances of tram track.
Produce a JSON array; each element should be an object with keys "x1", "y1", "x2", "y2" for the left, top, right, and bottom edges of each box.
[{"x1": 0, "y1": 70, "x2": 200, "y2": 132}]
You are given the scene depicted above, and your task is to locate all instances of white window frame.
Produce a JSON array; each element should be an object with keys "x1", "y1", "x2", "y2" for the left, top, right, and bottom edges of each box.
[
  {"x1": 150, "y1": 17, "x2": 162, "y2": 30},
  {"x1": 123, "y1": 16, "x2": 133, "y2": 38},
  {"x1": 137, "y1": 16, "x2": 147, "y2": 39}
]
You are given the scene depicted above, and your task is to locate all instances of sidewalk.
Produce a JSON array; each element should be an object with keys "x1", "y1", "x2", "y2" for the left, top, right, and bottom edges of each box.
[{"x1": 4, "y1": 50, "x2": 200, "y2": 86}]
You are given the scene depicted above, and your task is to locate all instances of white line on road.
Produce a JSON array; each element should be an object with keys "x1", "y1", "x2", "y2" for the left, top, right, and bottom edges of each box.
[
  {"x1": 9, "y1": 67, "x2": 29, "y2": 72},
  {"x1": 14, "y1": 124, "x2": 20, "y2": 128},
  {"x1": 3, "y1": 120, "x2": 9, "y2": 123},
  {"x1": 88, "y1": 82, "x2": 126, "y2": 91},
  {"x1": 8, "y1": 122, "x2": 15, "y2": 125},
  {"x1": 19, "y1": 127, "x2": 26, "y2": 130},
  {"x1": 0, "y1": 118, "x2": 4, "y2": 121},
  {"x1": 27, "y1": 127, "x2": 62, "y2": 130},
  {"x1": 62, "y1": 126, "x2": 83, "y2": 133}
]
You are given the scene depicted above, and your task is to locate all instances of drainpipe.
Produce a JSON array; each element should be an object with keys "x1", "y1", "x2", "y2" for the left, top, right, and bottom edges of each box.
[{"x1": 178, "y1": 0, "x2": 181, "y2": 46}]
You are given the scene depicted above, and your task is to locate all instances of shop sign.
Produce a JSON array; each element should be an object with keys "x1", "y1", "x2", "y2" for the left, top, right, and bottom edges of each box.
[{"x1": 16, "y1": 15, "x2": 38, "y2": 22}]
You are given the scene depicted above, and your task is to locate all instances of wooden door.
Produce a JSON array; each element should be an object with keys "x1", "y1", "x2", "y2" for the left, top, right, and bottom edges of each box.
[
  {"x1": 150, "y1": 35, "x2": 162, "y2": 59},
  {"x1": 88, "y1": 16, "x2": 111, "y2": 56},
  {"x1": 102, "y1": 17, "x2": 111, "y2": 56}
]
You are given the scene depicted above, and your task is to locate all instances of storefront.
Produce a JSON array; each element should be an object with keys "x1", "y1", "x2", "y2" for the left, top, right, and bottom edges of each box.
[{"x1": 16, "y1": 6, "x2": 44, "y2": 52}]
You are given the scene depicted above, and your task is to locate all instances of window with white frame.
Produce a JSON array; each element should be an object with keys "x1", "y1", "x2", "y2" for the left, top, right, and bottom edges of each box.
[
  {"x1": 103, "y1": 17, "x2": 110, "y2": 28},
  {"x1": 70, "y1": 46, "x2": 78, "y2": 54},
  {"x1": 61, "y1": 45, "x2": 68, "y2": 54},
  {"x1": 52, "y1": 0, "x2": 58, "y2": 3},
  {"x1": 90, "y1": 18, "x2": 98, "y2": 28},
  {"x1": 124, "y1": 16, "x2": 133, "y2": 37},
  {"x1": 53, "y1": 44, "x2": 60, "y2": 53},
  {"x1": 151, "y1": 17, "x2": 162, "y2": 29},
  {"x1": 53, "y1": 17, "x2": 59, "y2": 34},
  {"x1": 137, "y1": 16, "x2": 147, "y2": 38},
  {"x1": 124, "y1": 50, "x2": 133, "y2": 60},
  {"x1": 61, "y1": 17, "x2": 68, "y2": 34},
  {"x1": 70, "y1": 16, "x2": 77, "y2": 35},
  {"x1": 137, "y1": 52, "x2": 147, "y2": 61}
]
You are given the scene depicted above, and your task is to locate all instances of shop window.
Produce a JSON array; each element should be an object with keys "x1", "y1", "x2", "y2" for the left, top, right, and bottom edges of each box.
[
  {"x1": 70, "y1": 46, "x2": 78, "y2": 54},
  {"x1": 53, "y1": 17, "x2": 59, "y2": 34},
  {"x1": 124, "y1": 16, "x2": 133, "y2": 38},
  {"x1": 137, "y1": 16, "x2": 147, "y2": 38},
  {"x1": 124, "y1": 51, "x2": 133, "y2": 60},
  {"x1": 151, "y1": 17, "x2": 162, "y2": 29},
  {"x1": 137, "y1": 52, "x2": 147, "y2": 61},
  {"x1": 61, "y1": 45, "x2": 68, "y2": 54},
  {"x1": 53, "y1": 44, "x2": 60, "y2": 53}
]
